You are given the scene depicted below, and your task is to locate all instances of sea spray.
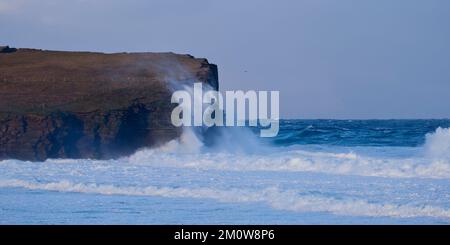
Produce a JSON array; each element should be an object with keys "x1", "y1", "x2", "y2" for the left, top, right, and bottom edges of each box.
[
  {"x1": 165, "y1": 80, "x2": 268, "y2": 153},
  {"x1": 424, "y1": 127, "x2": 450, "y2": 160},
  {"x1": 171, "y1": 82, "x2": 280, "y2": 137}
]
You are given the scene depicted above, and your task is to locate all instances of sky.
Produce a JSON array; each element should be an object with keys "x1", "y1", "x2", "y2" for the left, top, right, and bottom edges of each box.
[{"x1": 1, "y1": 0, "x2": 449, "y2": 119}]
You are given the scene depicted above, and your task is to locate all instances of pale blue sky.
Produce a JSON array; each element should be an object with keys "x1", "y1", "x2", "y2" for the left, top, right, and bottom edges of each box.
[{"x1": 1, "y1": 0, "x2": 449, "y2": 119}]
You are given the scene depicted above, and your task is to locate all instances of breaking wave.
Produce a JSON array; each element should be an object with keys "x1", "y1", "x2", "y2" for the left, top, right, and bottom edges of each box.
[
  {"x1": 124, "y1": 126, "x2": 450, "y2": 179},
  {"x1": 424, "y1": 127, "x2": 450, "y2": 160},
  {"x1": 1, "y1": 179, "x2": 450, "y2": 219}
]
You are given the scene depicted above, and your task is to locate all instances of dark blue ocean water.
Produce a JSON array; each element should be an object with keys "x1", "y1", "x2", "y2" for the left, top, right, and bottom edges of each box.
[{"x1": 273, "y1": 119, "x2": 450, "y2": 147}]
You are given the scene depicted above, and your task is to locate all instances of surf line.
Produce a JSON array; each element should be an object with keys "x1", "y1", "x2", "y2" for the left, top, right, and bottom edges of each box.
[{"x1": 170, "y1": 82, "x2": 279, "y2": 137}]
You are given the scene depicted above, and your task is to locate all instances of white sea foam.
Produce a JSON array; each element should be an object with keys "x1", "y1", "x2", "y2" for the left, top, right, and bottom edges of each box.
[
  {"x1": 2, "y1": 128, "x2": 449, "y2": 180},
  {"x1": 125, "y1": 147, "x2": 450, "y2": 179},
  {"x1": 125, "y1": 127, "x2": 450, "y2": 179},
  {"x1": 424, "y1": 127, "x2": 450, "y2": 160},
  {"x1": 0, "y1": 178, "x2": 449, "y2": 219},
  {"x1": 3, "y1": 128, "x2": 448, "y2": 179},
  {"x1": 156, "y1": 127, "x2": 204, "y2": 153}
]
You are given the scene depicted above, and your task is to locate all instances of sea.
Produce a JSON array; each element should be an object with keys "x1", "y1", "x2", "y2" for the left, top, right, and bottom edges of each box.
[{"x1": 1, "y1": 119, "x2": 450, "y2": 224}]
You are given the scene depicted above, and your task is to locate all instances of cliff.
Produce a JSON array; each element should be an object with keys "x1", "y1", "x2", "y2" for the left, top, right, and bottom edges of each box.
[{"x1": 0, "y1": 48, "x2": 218, "y2": 161}]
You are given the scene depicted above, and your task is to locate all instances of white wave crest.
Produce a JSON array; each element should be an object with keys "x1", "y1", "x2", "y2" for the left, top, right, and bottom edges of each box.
[
  {"x1": 156, "y1": 127, "x2": 204, "y2": 153},
  {"x1": 124, "y1": 127, "x2": 450, "y2": 179},
  {"x1": 1, "y1": 179, "x2": 449, "y2": 219},
  {"x1": 424, "y1": 127, "x2": 450, "y2": 160},
  {"x1": 125, "y1": 147, "x2": 450, "y2": 179}
]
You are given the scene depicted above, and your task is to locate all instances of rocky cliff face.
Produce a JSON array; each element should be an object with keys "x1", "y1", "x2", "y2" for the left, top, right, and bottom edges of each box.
[{"x1": 0, "y1": 48, "x2": 218, "y2": 161}]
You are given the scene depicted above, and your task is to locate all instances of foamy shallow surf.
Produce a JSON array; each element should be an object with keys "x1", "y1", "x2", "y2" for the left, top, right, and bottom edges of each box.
[
  {"x1": 1, "y1": 178, "x2": 450, "y2": 219},
  {"x1": 1, "y1": 123, "x2": 450, "y2": 224},
  {"x1": 121, "y1": 126, "x2": 450, "y2": 179}
]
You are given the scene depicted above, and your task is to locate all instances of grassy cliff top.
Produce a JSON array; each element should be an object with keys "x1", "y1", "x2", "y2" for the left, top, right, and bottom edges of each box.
[{"x1": 0, "y1": 48, "x2": 217, "y2": 115}]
